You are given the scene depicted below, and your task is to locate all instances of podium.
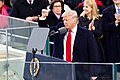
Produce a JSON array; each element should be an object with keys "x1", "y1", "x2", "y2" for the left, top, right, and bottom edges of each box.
[{"x1": 23, "y1": 52, "x2": 74, "y2": 80}]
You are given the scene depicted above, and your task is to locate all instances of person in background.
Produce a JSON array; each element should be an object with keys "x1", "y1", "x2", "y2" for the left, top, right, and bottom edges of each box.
[
  {"x1": 106, "y1": 0, "x2": 114, "y2": 7},
  {"x1": 38, "y1": 9, "x2": 49, "y2": 20},
  {"x1": 10, "y1": 0, "x2": 49, "y2": 21},
  {"x1": 79, "y1": 0, "x2": 110, "y2": 79},
  {"x1": 4, "y1": 0, "x2": 17, "y2": 8},
  {"x1": 47, "y1": 0, "x2": 71, "y2": 12},
  {"x1": 53, "y1": 10, "x2": 100, "y2": 80},
  {"x1": 26, "y1": 9, "x2": 49, "y2": 21},
  {"x1": 0, "y1": 0, "x2": 11, "y2": 15},
  {"x1": 38, "y1": 0, "x2": 64, "y2": 56},
  {"x1": 102, "y1": 0, "x2": 120, "y2": 63},
  {"x1": 74, "y1": 0, "x2": 106, "y2": 16},
  {"x1": 38, "y1": 0, "x2": 64, "y2": 26},
  {"x1": 102, "y1": 0, "x2": 120, "y2": 79},
  {"x1": 0, "y1": 0, "x2": 12, "y2": 29},
  {"x1": 79, "y1": 0, "x2": 104, "y2": 63},
  {"x1": 0, "y1": 0, "x2": 11, "y2": 43}
]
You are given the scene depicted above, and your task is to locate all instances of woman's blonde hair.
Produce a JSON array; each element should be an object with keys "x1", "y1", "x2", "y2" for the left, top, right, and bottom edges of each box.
[{"x1": 80, "y1": 0, "x2": 99, "y2": 20}]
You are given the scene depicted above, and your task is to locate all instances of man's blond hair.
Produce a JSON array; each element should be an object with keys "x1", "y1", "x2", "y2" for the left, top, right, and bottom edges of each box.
[{"x1": 62, "y1": 10, "x2": 78, "y2": 21}]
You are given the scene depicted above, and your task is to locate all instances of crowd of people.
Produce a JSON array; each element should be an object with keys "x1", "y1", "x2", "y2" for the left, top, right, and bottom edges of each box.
[{"x1": 1, "y1": 0, "x2": 120, "y2": 79}]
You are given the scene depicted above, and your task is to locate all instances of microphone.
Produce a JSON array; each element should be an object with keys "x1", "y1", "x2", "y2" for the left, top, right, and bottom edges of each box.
[{"x1": 49, "y1": 27, "x2": 67, "y2": 36}]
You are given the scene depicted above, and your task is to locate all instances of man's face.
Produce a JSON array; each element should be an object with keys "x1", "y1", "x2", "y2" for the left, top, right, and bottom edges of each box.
[
  {"x1": 0, "y1": 1, "x2": 3, "y2": 8},
  {"x1": 63, "y1": 16, "x2": 75, "y2": 29},
  {"x1": 52, "y1": 2, "x2": 62, "y2": 15},
  {"x1": 113, "y1": 0, "x2": 120, "y2": 5}
]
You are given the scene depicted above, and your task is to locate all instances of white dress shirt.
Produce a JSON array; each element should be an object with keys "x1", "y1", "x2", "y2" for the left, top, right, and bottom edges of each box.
[
  {"x1": 63, "y1": 24, "x2": 77, "y2": 61},
  {"x1": 115, "y1": 5, "x2": 120, "y2": 14},
  {"x1": 114, "y1": 5, "x2": 120, "y2": 26},
  {"x1": 27, "y1": 0, "x2": 34, "y2": 4}
]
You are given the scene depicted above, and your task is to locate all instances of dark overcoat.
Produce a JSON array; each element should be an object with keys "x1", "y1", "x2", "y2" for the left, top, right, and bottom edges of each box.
[
  {"x1": 10, "y1": 0, "x2": 49, "y2": 19},
  {"x1": 79, "y1": 16, "x2": 105, "y2": 62},
  {"x1": 102, "y1": 5, "x2": 120, "y2": 63}
]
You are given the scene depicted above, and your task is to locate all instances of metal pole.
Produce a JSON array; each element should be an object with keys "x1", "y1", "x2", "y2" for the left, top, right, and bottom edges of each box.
[{"x1": 113, "y1": 63, "x2": 117, "y2": 80}]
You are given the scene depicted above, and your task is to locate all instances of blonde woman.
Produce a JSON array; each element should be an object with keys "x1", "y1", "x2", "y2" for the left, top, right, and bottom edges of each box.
[
  {"x1": 79, "y1": 0, "x2": 103, "y2": 54},
  {"x1": 79, "y1": 0, "x2": 105, "y2": 79},
  {"x1": 79, "y1": 0, "x2": 104, "y2": 53},
  {"x1": 79, "y1": 0, "x2": 104, "y2": 61},
  {"x1": 79, "y1": 0, "x2": 100, "y2": 30}
]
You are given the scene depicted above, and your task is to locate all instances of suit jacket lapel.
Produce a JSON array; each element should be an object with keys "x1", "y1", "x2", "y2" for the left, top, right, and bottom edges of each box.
[
  {"x1": 73, "y1": 26, "x2": 83, "y2": 51},
  {"x1": 109, "y1": 5, "x2": 116, "y2": 21},
  {"x1": 20, "y1": 0, "x2": 30, "y2": 6}
]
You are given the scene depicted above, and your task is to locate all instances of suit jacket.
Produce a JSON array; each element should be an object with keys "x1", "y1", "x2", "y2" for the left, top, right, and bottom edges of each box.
[
  {"x1": 102, "y1": 5, "x2": 120, "y2": 63},
  {"x1": 106, "y1": 0, "x2": 113, "y2": 6},
  {"x1": 53, "y1": 25, "x2": 105, "y2": 80},
  {"x1": 10, "y1": 0, "x2": 49, "y2": 19},
  {"x1": 46, "y1": 11, "x2": 63, "y2": 27},
  {"x1": 53, "y1": 25, "x2": 99, "y2": 62},
  {"x1": 64, "y1": 0, "x2": 82, "y2": 10}
]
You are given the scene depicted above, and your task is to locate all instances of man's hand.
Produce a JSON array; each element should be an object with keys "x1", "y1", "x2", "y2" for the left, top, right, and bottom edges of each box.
[
  {"x1": 115, "y1": 13, "x2": 120, "y2": 26},
  {"x1": 115, "y1": 13, "x2": 120, "y2": 22}
]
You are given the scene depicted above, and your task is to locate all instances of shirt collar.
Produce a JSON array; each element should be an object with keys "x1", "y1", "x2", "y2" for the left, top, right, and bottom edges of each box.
[
  {"x1": 71, "y1": 24, "x2": 77, "y2": 33},
  {"x1": 27, "y1": 0, "x2": 34, "y2": 4}
]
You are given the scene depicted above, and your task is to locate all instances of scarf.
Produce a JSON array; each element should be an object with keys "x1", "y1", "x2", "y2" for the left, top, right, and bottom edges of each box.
[
  {"x1": 0, "y1": 5, "x2": 8, "y2": 28},
  {"x1": 0, "y1": 5, "x2": 9, "y2": 16}
]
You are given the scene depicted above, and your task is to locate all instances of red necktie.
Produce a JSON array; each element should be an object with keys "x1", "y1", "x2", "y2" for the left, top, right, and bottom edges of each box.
[{"x1": 66, "y1": 29, "x2": 72, "y2": 62}]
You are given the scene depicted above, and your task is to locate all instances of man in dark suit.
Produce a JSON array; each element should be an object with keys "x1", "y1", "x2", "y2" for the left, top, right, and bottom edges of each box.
[
  {"x1": 102, "y1": 0, "x2": 120, "y2": 78},
  {"x1": 102, "y1": 0, "x2": 120, "y2": 63},
  {"x1": 10, "y1": 0, "x2": 49, "y2": 20},
  {"x1": 53, "y1": 10, "x2": 101, "y2": 80}
]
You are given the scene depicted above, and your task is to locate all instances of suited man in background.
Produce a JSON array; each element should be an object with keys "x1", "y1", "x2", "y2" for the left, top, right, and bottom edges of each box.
[
  {"x1": 102, "y1": 0, "x2": 120, "y2": 63},
  {"x1": 53, "y1": 10, "x2": 101, "y2": 80},
  {"x1": 101, "y1": 0, "x2": 120, "y2": 79},
  {"x1": 106, "y1": 0, "x2": 113, "y2": 6},
  {"x1": 10, "y1": 0, "x2": 49, "y2": 21}
]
